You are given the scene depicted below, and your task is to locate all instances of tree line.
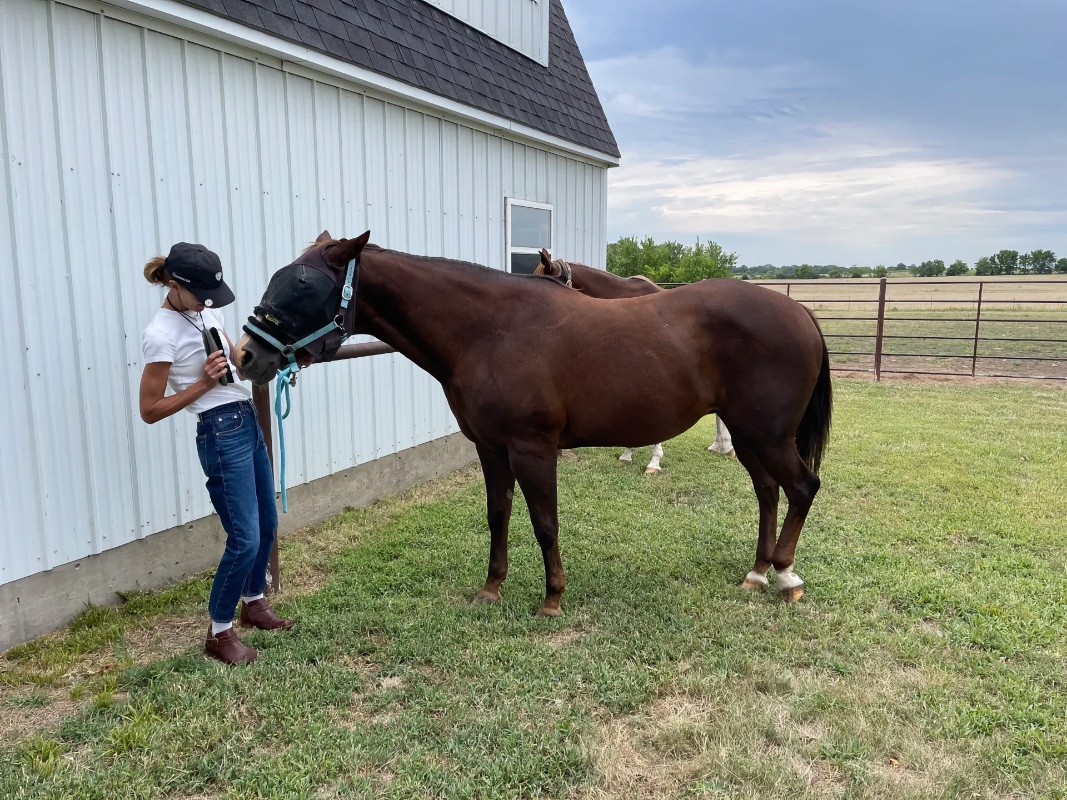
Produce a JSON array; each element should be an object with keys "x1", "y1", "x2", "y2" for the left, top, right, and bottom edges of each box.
[
  {"x1": 737, "y1": 249, "x2": 1067, "y2": 279},
  {"x1": 606, "y1": 237, "x2": 1067, "y2": 281},
  {"x1": 606, "y1": 236, "x2": 737, "y2": 283}
]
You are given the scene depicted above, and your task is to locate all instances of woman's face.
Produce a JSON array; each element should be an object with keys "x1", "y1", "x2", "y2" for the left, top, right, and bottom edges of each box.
[{"x1": 168, "y1": 281, "x2": 206, "y2": 312}]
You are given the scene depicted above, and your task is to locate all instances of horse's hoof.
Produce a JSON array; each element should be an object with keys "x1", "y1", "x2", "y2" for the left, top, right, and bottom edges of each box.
[
  {"x1": 536, "y1": 606, "x2": 563, "y2": 618},
  {"x1": 740, "y1": 578, "x2": 767, "y2": 592},
  {"x1": 779, "y1": 586, "x2": 805, "y2": 604},
  {"x1": 644, "y1": 466, "x2": 661, "y2": 475},
  {"x1": 618, "y1": 457, "x2": 632, "y2": 465},
  {"x1": 474, "y1": 590, "x2": 501, "y2": 605}
]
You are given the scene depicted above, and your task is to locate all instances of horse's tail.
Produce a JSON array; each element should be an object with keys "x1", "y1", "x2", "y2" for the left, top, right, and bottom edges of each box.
[{"x1": 796, "y1": 306, "x2": 832, "y2": 475}]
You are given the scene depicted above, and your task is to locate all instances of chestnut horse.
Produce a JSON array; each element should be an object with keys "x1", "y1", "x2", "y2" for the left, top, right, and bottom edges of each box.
[
  {"x1": 234, "y1": 232, "x2": 832, "y2": 615},
  {"x1": 533, "y1": 251, "x2": 735, "y2": 472}
]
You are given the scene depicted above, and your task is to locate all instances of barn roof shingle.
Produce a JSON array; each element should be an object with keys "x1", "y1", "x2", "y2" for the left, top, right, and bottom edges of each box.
[{"x1": 178, "y1": 0, "x2": 620, "y2": 158}]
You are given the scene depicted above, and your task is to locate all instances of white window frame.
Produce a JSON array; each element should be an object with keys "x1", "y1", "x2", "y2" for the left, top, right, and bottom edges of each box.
[{"x1": 505, "y1": 198, "x2": 555, "y2": 274}]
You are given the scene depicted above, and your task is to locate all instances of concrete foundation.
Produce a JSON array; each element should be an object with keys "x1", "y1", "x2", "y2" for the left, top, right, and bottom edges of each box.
[{"x1": 0, "y1": 433, "x2": 476, "y2": 652}]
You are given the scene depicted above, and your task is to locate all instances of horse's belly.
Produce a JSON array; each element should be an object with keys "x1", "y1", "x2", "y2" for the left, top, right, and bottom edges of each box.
[{"x1": 561, "y1": 396, "x2": 709, "y2": 449}]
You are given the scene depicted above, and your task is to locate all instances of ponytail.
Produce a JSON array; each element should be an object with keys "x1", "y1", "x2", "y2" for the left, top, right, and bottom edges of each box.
[{"x1": 143, "y1": 256, "x2": 169, "y2": 286}]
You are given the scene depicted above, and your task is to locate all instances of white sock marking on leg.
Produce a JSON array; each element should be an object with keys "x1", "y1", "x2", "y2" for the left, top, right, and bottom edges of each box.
[
  {"x1": 775, "y1": 567, "x2": 804, "y2": 589},
  {"x1": 744, "y1": 570, "x2": 769, "y2": 587}
]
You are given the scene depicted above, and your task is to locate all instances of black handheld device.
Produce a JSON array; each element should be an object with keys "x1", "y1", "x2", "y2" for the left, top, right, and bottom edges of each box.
[{"x1": 202, "y1": 326, "x2": 235, "y2": 385}]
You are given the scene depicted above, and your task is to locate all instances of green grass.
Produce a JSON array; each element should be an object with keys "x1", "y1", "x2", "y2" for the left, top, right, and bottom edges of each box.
[{"x1": 2, "y1": 379, "x2": 1066, "y2": 799}]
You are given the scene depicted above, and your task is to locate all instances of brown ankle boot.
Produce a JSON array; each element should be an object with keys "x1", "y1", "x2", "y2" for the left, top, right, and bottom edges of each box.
[
  {"x1": 204, "y1": 626, "x2": 257, "y2": 665},
  {"x1": 240, "y1": 598, "x2": 294, "y2": 631}
]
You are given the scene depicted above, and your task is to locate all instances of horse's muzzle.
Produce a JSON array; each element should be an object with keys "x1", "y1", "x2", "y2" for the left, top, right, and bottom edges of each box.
[{"x1": 233, "y1": 334, "x2": 281, "y2": 386}]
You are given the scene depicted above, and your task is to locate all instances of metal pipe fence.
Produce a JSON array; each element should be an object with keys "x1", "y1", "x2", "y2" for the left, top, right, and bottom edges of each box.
[{"x1": 751, "y1": 277, "x2": 1067, "y2": 381}]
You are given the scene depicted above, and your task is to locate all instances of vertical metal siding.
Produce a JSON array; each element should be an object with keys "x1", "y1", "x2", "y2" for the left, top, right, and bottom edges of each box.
[
  {"x1": 0, "y1": 2, "x2": 43, "y2": 585},
  {"x1": 1, "y1": 0, "x2": 94, "y2": 574},
  {"x1": 144, "y1": 30, "x2": 205, "y2": 527},
  {"x1": 102, "y1": 20, "x2": 172, "y2": 544},
  {"x1": 0, "y1": 0, "x2": 609, "y2": 586},
  {"x1": 424, "y1": 0, "x2": 548, "y2": 65},
  {"x1": 53, "y1": 5, "x2": 135, "y2": 559}
]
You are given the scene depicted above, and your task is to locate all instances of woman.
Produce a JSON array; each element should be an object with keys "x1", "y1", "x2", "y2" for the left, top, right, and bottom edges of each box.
[{"x1": 140, "y1": 242, "x2": 293, "y2": 666}]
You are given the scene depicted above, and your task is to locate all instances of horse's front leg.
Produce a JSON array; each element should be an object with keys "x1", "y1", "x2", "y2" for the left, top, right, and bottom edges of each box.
[
  {"x1": 508, "y1": 443, "x2": 565, "y2": 617},
  {"x1": 618, "y1": 447, "x2": 635, "y2": 464},
  {"x1": 475, "y1": 444, "x2": 515, "y2": 604},
  {"x1": 709, "y1": 416, "x2": 735, "y2": 456}
]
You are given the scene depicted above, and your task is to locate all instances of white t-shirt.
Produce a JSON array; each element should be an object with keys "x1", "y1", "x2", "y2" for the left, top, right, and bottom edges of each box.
[{"x1": 141, "y1": 306, "x2": 251, "y2": 415}]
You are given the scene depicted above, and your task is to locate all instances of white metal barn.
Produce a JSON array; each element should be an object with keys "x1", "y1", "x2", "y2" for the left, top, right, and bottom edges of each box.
[{"x1": 0, "y1": 0, "x2": 619, "y2": 648}]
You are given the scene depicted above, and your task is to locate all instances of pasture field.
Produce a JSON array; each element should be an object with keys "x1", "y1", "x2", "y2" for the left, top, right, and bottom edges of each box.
[
  {"x1": 3, "y1": 379, "x2": 1067, "y2": 799},
  {"x1": 754, "y1": 274, "x2": 1067, "y2": 312}
]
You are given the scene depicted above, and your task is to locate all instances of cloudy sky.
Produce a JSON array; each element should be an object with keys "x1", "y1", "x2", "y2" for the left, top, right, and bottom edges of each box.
[{"x1": 567, "y1": 0, "x2": 1067, "y2": 267}]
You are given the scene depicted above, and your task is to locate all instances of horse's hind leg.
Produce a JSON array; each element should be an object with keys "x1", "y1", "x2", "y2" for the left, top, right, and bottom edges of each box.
[
  {"x1": 645, "y1": 443, "x2": 664, "y2": 474},
  {"x1": 733, "y1": 440, "x2": 779, "y2": 592},
  {"x1": 475, "y1": 444, "x2": 515, "y2": 604},
  {"x1": 618, "y1": 448, "x2": 635, "y2": 464},
  {"x1": 751, "y1": 438, "x2": 821, "y2": 603},
  {"x1": 709, "y1": 416, "x2": 735, "y2": 456},
  {"x1": 508, "y1": 444, "x2": 565, "y2": 617}
]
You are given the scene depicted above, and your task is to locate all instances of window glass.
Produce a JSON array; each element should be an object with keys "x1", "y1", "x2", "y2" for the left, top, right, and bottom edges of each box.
[{"x1": 510, "y1": 205, "x2": 551, "y2": 249}]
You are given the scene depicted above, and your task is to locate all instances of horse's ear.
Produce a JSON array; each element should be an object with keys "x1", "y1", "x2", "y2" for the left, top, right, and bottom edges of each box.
[
  {"x1": 325, "y1": 230, "x2": 371, "y2": 268},
  {"x1": 315, "y1": 230, "x2": 333, "y2": 244},
  {"x1": 534, "y1": 248, "x2": 553, "y2": 276}
]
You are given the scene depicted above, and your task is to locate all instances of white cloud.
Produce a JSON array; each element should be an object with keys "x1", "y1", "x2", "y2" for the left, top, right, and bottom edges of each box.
[
  {"x1": 607, "y1": 140, "x2": 1055, "y2": 253},
  {"x1": 593, "y1": 46, "x2": 1067, "y2": 262}
]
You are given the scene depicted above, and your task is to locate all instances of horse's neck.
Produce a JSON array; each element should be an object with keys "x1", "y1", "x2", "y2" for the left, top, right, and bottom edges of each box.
[
  {"x1": 353, "y1": 250, "x2": 501, "y2": 381},
  {"x1": 573, "y1": 265, "x2": 659, "y2": 298}
]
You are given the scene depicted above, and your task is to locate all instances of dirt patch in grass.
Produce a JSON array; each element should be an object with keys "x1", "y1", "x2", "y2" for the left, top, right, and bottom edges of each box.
[
  {"x1": 543, "y1": 628, "x2": 592, "y2": 649},
  {"x1": 0, "y1": 694, "x2": 82, "y2": 742},
  {"x1": 120, "y1": 615, "x2": 204, "y2": 664},
  {"x1": 868, "y1": 758, "x2": 938, "y2": 797},
  {"x1": 583, "y1": 711, "x2": 706, "y2": 799},
  {"x1": 806, "y1": 758, "x2": 848, "y2": 796}
]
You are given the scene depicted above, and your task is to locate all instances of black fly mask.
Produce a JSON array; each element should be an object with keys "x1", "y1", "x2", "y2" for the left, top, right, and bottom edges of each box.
[{"x1": 242, "y1": 243, "x2": 359, "y2": 374}]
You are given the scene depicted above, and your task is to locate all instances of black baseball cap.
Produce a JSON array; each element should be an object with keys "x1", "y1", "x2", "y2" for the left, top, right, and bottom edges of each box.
[{"x1": 164, "y1": 243, "x2": 235, "y2": 308}]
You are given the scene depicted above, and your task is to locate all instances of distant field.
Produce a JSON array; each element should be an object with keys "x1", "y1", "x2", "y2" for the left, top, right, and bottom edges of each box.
[{"x1": 752, "y1": 275, "x2": 1067, "y2": 312}]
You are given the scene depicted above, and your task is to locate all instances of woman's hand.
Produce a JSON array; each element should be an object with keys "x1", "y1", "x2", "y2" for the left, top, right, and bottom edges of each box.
[{"x1": 199, "y1": 351, "x2": 230, "y2": 388}]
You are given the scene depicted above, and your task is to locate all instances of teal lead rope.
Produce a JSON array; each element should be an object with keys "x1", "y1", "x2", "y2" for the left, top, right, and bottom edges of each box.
[{"x1": 274, "y1": 367, "x2": 295, "y2": 512}]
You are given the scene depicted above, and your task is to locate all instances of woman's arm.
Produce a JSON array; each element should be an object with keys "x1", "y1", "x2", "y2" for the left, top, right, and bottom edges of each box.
[{"x1": 139, "y1": 353, "x2": 231, "y2": 424}]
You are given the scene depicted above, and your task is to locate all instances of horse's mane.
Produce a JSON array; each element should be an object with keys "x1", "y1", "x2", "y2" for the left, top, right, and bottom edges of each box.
[{"x1": 303, "y1": 239, "x2": 565, "y2": 286}]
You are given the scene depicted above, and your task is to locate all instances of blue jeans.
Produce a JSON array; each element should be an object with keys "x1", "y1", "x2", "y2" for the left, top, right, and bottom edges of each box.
[{"x1": 195, "y1": 400, "x2": 278, "y2": 624}]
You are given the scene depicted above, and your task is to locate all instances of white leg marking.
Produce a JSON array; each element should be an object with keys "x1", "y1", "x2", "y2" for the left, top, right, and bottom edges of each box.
[
  {"x1": 618, "y1": 449, "x2": 634, "y2": 463},
  {"x1": 709, "y1": 417, "x2": 735, "y2": 455},
  {"x1": 645, "y1": 443, "x2": 664, "y2": 473},
  {"x1": 775, "y1": 566, "x2": 804, "y2": 589},
  {"x1": 744, "y1": 570, "x2": 769, "y2": 588}
]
